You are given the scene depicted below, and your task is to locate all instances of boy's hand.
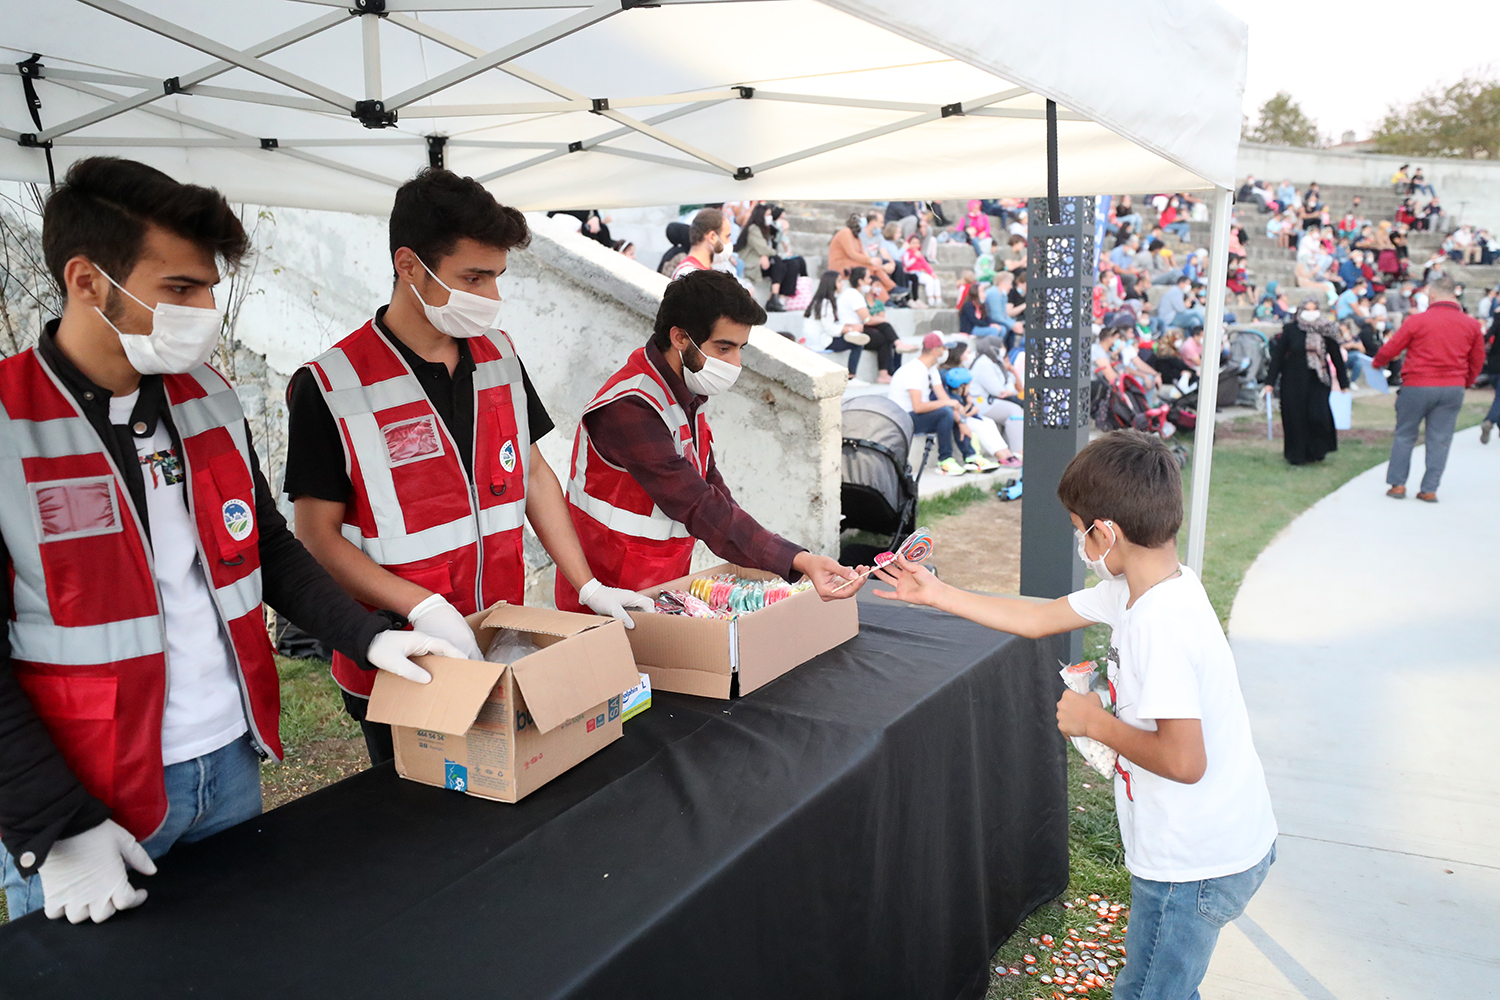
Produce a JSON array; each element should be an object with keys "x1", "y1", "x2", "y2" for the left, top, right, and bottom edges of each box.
[
  {"x1": 872, "y1": 558, "x2": 943, "y2": 606},
  {"x1": 1056, "y1": 689, "x2": 1105, "y2": 738}
]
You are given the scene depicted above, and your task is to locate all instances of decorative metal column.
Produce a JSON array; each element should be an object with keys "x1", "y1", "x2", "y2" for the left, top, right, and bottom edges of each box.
[{"x1": 1020, "y1": 195, "x2": 1094, "y2": 652}]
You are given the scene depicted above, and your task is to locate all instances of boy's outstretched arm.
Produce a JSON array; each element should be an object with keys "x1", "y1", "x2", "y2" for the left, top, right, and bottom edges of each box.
[
  {"x1": 1057, "y1": 694, "x2": 1207, "y2": 785},
  {"x1": 872, "y1": 560, "x2": 1090, "y2": 639}
]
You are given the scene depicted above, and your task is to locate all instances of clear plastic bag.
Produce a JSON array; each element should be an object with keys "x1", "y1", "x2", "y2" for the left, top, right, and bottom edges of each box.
[
  {"x1": 1059, "y1": 660, "x2": 1118, "y2": 778},
  {"x1": 484, "y1": 628, "x2": 539, "y2": 665}
]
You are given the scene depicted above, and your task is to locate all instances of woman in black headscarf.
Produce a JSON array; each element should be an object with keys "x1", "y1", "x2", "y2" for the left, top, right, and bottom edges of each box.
[{"x1": 1264, "y1": 297, "x2": 1350, "y2": 464}]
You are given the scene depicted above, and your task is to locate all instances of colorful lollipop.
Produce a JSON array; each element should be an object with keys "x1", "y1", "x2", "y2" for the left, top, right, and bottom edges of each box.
[
  {"x1": 832, "y1": 526, "x2": 934, "y2": 592},
  {"x1": 897, "y1": 527, "x2": 933, "y2": 564}
]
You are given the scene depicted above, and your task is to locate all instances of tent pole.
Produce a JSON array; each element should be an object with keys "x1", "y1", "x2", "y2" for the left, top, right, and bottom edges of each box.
[
  {"x1": 1184, "y1": 185, "x2": 1233, "y2": 576},
  {"x1": 360, "y1": 11, "x2": 382, "y2": 101}
]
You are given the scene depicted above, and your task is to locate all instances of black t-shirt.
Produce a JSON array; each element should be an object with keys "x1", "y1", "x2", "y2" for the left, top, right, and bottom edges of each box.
[
  {"x1": 283, "y1": 308, "x2": 554, "y2": 503},
  {"x1": 1008, "y1": 287, "x2": 1026, "y2": 311}
]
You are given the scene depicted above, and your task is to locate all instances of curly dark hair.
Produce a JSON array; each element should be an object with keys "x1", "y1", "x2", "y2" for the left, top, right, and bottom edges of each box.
[{"x1": 389, "y1": 168, "x2": 529, "y2": 272}]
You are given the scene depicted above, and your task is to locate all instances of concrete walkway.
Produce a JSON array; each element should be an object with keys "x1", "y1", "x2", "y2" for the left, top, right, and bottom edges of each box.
[{"x1": 1203, "y1": 424, "x2": 1500, "y2": 1000}]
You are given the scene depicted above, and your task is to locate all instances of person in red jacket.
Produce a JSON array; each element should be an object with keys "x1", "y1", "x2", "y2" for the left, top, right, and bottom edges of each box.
[
  {"x1": 557, "y1": 270, "x2": 864, "y2": 610},
  {"x1": 0, "y1": 158, "x2": 457, "y2": 925},
  {"x1": 1370, "y1": 274, "x2": 1486, "y2": 501}
]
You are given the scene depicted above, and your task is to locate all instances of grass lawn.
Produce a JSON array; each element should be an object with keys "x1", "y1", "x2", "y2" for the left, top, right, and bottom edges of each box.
[{"x1": 984, "y1": 387, "x2": 1493, "y2": 998}]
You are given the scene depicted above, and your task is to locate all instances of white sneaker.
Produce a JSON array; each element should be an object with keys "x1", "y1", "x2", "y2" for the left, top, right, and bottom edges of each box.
[{"x1": 843, "y1": 330, "x2": 871, "y2": 346}]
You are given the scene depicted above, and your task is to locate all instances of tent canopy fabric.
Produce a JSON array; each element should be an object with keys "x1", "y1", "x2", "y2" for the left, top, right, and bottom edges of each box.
[{"x1": 1, "y1": 0, "x2": 1247, "y2": 214}]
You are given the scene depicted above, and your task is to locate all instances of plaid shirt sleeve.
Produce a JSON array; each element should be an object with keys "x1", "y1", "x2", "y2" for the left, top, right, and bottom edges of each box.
[{"x1": 583, "y1": 398, "x2": 804, "y2": 581}]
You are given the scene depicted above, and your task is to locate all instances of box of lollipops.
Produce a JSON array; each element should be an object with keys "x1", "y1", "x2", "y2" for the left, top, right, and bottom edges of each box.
[{"x1": 624, "y1": 563, "x2": 861, "y2": 699}]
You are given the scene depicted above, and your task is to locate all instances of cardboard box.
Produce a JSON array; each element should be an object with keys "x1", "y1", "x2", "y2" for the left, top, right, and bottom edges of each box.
[
  {"x1": 620, "y1": 672, "x2": 651, "y2": 722},
  {"x1": 626, "y1": 563, "x2": 860, "y2": 699},
  {"x1": 366, "y1": 603, "x2": 641, "y2": 803}
]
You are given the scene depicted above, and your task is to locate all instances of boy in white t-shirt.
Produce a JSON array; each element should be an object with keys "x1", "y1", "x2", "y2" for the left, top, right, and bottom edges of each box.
[{"x1": 872, "y1": 430, "x2": 1276, "y2": 1000}]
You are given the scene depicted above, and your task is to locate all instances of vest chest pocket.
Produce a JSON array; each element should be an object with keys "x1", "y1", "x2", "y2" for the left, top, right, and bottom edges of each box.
[
  {"x1": 381, "y1": 414, "x2": 446, "y2": 468},
  {"x1": 30, "y1": 477, "x2": 123, "y2": 543},
  {"x1": 480, "y1": 392, "x2": 526, "y2": 504},
  {"x1": 202, "y1": 453, "x2": 259, "y2": 564}
]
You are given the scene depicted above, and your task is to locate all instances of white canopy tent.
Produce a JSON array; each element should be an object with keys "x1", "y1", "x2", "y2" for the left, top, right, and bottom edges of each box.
[{"x1": 0, "y1": 0, "x2": 1247, "y2": 573}]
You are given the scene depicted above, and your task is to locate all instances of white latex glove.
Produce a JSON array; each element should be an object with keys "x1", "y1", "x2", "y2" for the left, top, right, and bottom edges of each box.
[
  {"x1": 407, "y1": 594, "x2": 484, "y2": 662},
  {"x1": 366, "y1": 629, "x2": 467, "y2": 685},
  {"x1": 577, "y1": 578, "x2": 654, "y2": 629},
  {"x1": 38, "y1": 818, "x2": 156, "y2": 924}
]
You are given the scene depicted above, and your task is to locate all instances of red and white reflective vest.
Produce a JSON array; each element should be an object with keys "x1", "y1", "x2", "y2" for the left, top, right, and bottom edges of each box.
[
  {"x1": 301, "y1": 321, "x2": 528, "y2": 696},
  {"x1": 557, "y1": 348, "x2": 711, "y2": 612},
  {"x1": 0, "y1": 349, "x2": 281, "y2": 844}
]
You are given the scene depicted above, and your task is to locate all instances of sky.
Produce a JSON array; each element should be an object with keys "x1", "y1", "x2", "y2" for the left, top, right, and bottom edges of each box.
[{"x1": 1222, "y1": 0, "x2": 1500, "y2": 141}]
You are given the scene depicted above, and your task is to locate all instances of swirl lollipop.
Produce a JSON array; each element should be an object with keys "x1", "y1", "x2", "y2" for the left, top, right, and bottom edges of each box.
[
  {"x1": 897, "y1": 527, "x2": 933, "y2": 564},
  {"x1": 833, "y1": 526, "x2": 934, "y2": 592}
]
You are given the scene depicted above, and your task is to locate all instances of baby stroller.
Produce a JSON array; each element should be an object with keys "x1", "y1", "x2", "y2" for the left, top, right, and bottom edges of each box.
[
  {"x1": 1092, "y1": 372, "x2": 1177, "y2": 438},
  {"x1": 1227, "y1": 328, "x2": 1271, "y2": 405},
  {"x1": 839, "y1": 395, "x2": 931, "y2": 567}
]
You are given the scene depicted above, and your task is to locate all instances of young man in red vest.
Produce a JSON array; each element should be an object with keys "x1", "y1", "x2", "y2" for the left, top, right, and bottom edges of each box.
[
  {"x1": 286, "y1": 169, "x2": 648, "y2": 765},
  {"x1": 0, "y1": 158, "x2": 457, "y2": 925},
  {"x1": 557, "y1": 269, "x2": 863, "y2": 611}
]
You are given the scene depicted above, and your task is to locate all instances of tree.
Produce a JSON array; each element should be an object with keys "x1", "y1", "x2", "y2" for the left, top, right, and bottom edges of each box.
[
  {"x1": 1372, "y1": 75, "x2": 1500, "y2": 160},
  {"x1": 1242, "y1": 92, "x2": 1324, "y2": 148}
]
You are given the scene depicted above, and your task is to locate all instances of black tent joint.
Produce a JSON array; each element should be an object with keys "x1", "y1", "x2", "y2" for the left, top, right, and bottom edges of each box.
[
  {"x1": 260, "y1": 138, "x2": 278, "y2": 150},
  {"x1": 567, "y1": 141, "x2": 584, "y2": 153},
  {"x1": 941, "y1": 102, "x2": 964, "y2": 118},
  {"x1": 17, "y1": 133, "x2": 52, "y2": 149},
  {"x1": 350, "y1": 0, "x2": 387, "y2": 14},
  {"x1": 737, "y1": 86, "x2": 755, "y2": 100},
  {"x1": 591, "y1": 98, "x2": 609, "y2": 114},
  {"x1": 164, "y1": 77, "x2": 183, "y2": 95},
  {"x1": 352, "y1": 100, "x2": 397, "y2": 129},
  {"x1": 734, "y1": 166, "x2": 753, "y2": 181},
  {"x1": 426, "y1": 134, "x2": 447, "y2": 170}
]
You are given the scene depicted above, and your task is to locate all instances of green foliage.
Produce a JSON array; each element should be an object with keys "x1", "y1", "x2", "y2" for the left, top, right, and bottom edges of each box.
[
  {"x1": 1372, "y1": 75, "x2": 1500, "y2": 160},
  {"x1": 1242, "y1": 91, "x2": 1324, "y2": 148}
]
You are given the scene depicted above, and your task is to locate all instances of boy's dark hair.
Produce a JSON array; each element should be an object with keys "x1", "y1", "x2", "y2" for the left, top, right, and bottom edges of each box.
[
  {"x1": 389, "y1": 168, "x2": 529, "y2": 270},
  {"x1": 688, "y1": 208, "x2": 724, "y2": 247},
  {"x1": 1057, "y1": 430, "x2": 1182, "y2": 547},
  {"x1": 43, "y1": 156, "x2": 248, "y2": 292},
  {"x1": 652, "y1": 269, "x2": 766, "y2": 350}
]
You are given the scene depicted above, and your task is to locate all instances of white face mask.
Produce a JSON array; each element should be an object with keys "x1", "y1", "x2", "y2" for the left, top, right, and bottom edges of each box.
[
  {"x1": 710, "y1": 235, "x2": 732, "y2": 268},
  {"x1": 409, "y1": 256, "x2": 501, "y2": 339},
  {"x1": 680, "y1": 339, "x2": 741, "y2": 396},
  {"x1": 92, "y1": 263, "x2": 223, "y2": 375},
  {"x1": 1301, "y1": 309, "x2": 1321, "y2": 323},
  {"x1": 1075, "y1": 521, "x2": 1122, "y2": 582}
]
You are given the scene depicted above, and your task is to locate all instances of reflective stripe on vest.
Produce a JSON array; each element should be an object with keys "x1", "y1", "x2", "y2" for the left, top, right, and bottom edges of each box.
[{"x1": 566, "y1": 364, "x2": 706, "y2": 542}]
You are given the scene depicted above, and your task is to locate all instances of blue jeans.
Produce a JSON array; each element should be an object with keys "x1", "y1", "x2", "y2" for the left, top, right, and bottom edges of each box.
[
  {"x1": 1113, "y1": 844, "x2": 1276, "y2": 1000},
  {"x1": 1486, "y1": 384, "x2": 1500, "y2": 425},
  {"x1": 911, "y1": 406, "x2": 962, "y2": 462},
  {"x1": 1, "y1": 733, "x2": 262, "y2": 919},
  {"x1": 1163, "y1": 221, "x2": 1192, "y2": 241},
  {"x1": 1167, "y1": 308, "x2": 1205, "y2": 331},
  {"x1": 1345, "y1": 350, "x2": 1369, "y2": 384}
]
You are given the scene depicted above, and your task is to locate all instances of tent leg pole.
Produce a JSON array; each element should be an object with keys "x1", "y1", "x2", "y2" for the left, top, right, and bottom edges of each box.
[
  {"x1": 1184, "y1": 185, "x2": 1233, "y2": 576},
  {"x1": 361, "y1": 12, "x2": 381, "y2": 101}
]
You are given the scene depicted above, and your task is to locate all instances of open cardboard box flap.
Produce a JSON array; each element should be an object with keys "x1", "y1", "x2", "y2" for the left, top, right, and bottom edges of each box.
[
  {"x1": 368, "y1": 604, "x2": 640, "y2": 736},
  {"x1": 366, "y1": 656, "x2": 505, "y2": 735}
]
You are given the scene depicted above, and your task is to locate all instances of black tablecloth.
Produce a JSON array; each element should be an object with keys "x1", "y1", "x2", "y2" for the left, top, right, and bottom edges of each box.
[{"x1": 0, "y1": 595, "x2": 1069, "y2": 1000}]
